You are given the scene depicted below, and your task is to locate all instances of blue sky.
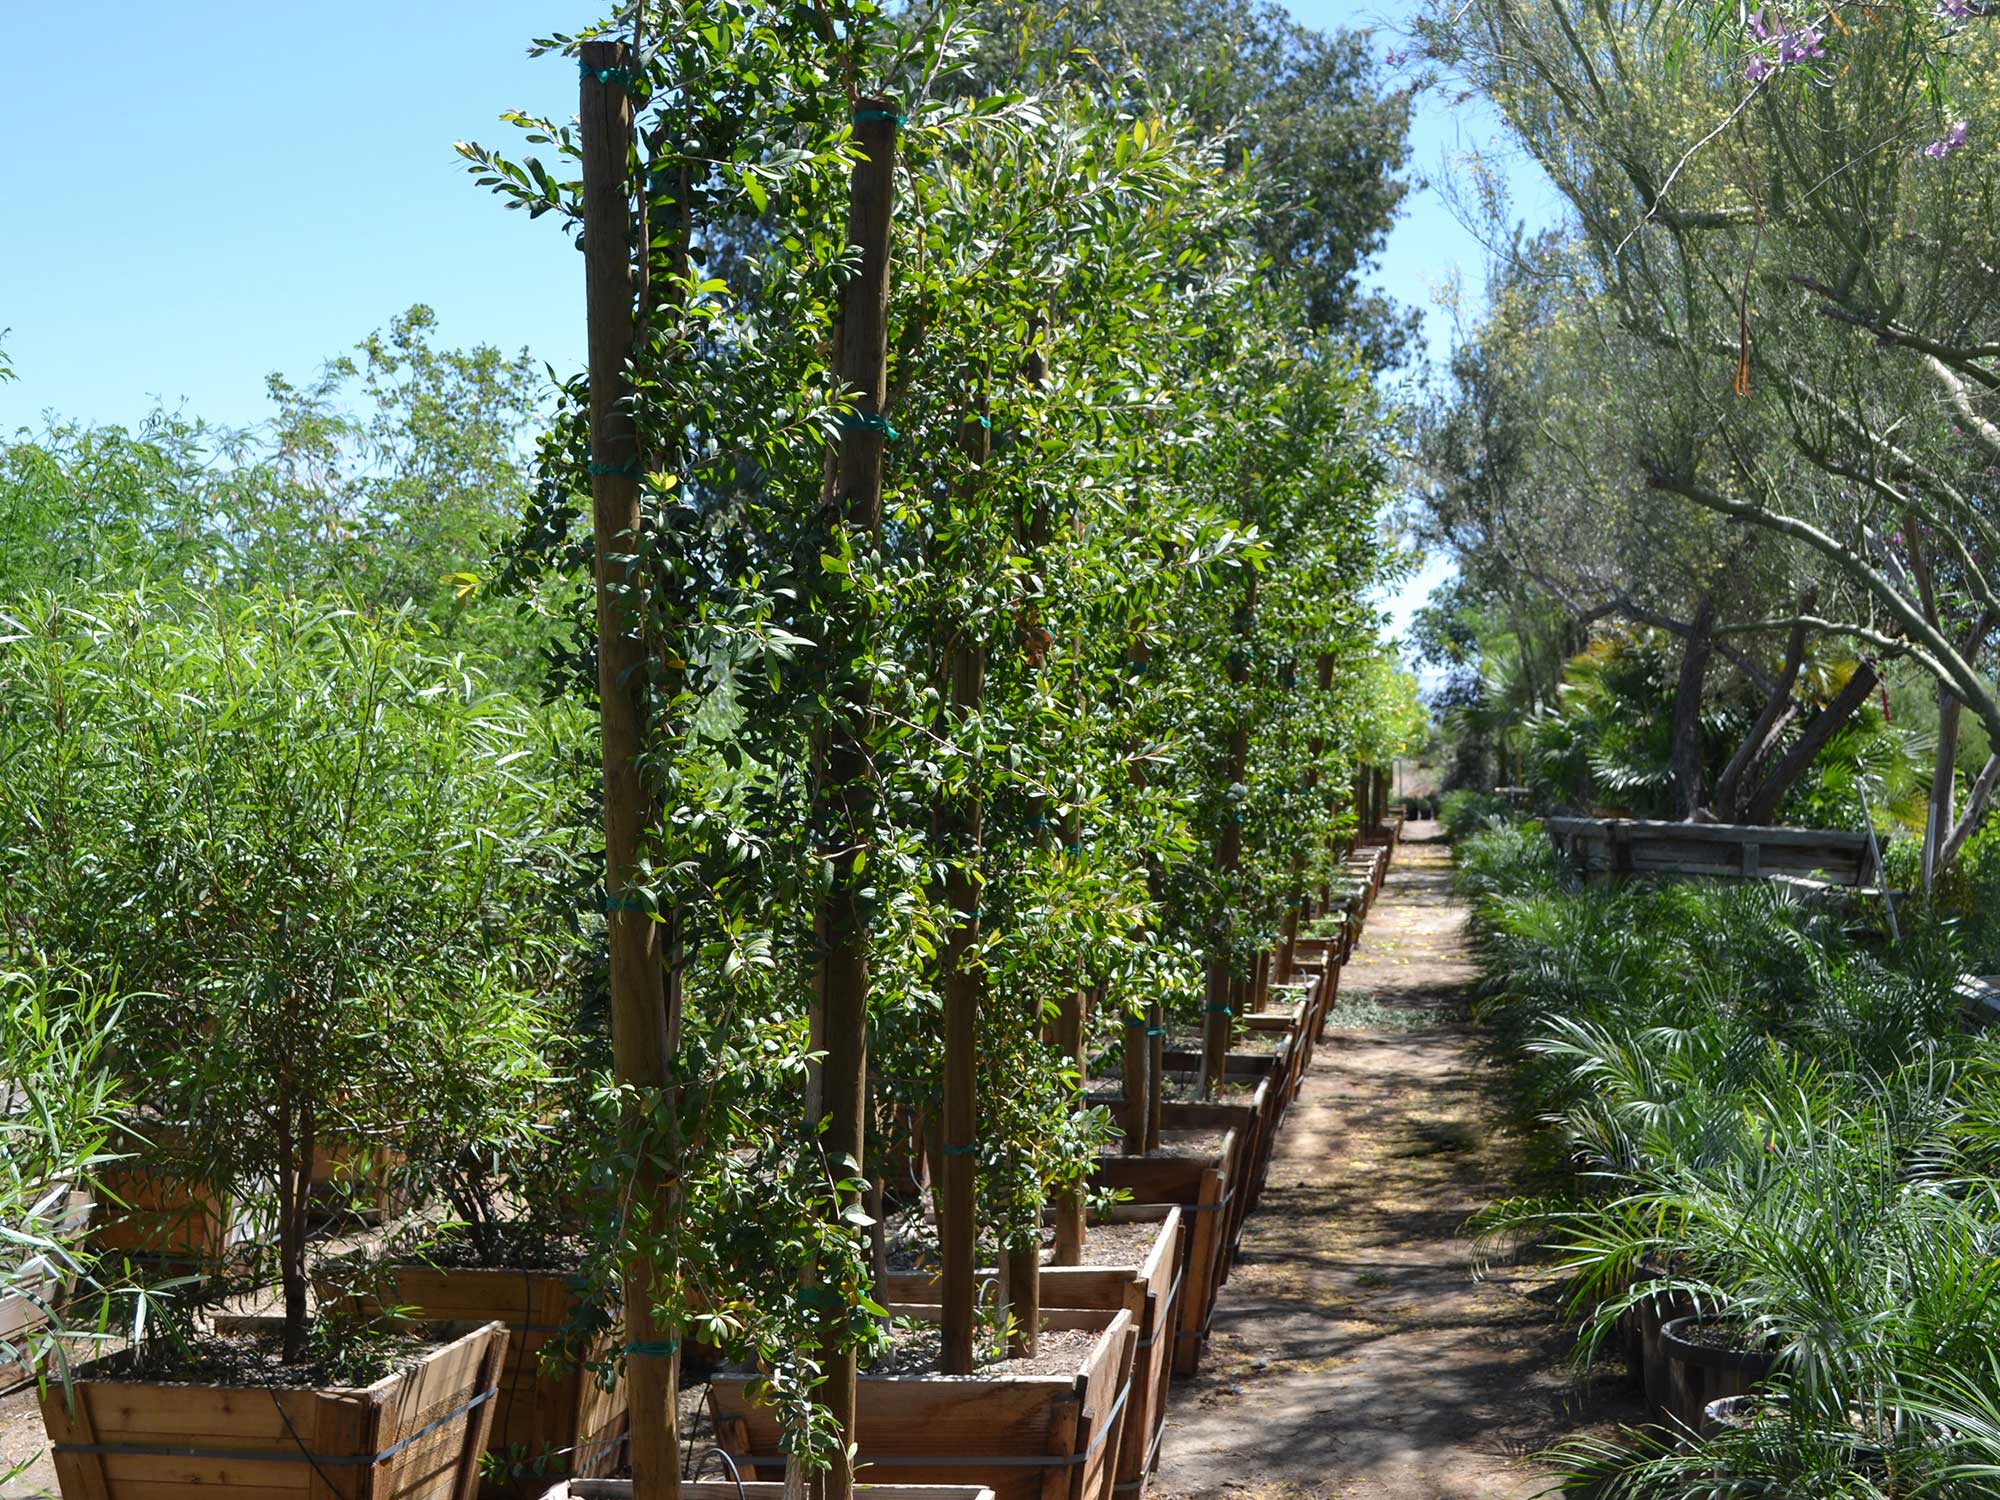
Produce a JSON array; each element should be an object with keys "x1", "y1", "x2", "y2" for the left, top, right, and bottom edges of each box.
[{"x1": 1, "y1": 1, "x2": 1552, "y2": 641}]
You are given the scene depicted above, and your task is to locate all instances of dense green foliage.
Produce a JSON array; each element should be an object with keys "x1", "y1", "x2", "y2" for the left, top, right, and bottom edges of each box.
[
  {"x1": 444, "y1": 0, "x2": 1422, "y2": 1469},
  {"x1": 1412, "y1": 0, "x2": 2000, "y2": 882}
]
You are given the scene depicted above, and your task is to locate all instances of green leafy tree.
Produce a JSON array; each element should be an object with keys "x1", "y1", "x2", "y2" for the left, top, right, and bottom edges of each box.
[{"x1": 0, "y1": 590, "x2": 586, "y2": 1360}]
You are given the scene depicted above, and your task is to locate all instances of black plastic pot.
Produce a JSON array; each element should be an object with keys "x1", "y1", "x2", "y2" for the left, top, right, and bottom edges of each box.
[
  {"x1": 1663, "y1": 1316, "x2": 1778, "y2": 1433},
  {"x1": 1630, "y1": 1267, "x2": 1696, "y2": 1418}
]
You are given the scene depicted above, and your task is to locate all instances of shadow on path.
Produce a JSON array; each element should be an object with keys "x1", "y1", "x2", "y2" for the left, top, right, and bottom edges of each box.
[{"x1": 1151, "y1": 827, "x2": 1642, "y2": 1500}]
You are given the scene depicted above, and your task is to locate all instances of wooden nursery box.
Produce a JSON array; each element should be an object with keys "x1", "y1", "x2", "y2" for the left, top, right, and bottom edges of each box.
[
  {"x1": 1545, "y1": 817, "x2": 1876, "y2": 886},
  {"x1": 885, "y1": 1207, "x2": 1183, "y2": 1500},
  {"x1": 1242, "y1": 996, "x2": 1311, "y2": 1104},
  {"x1": 1159, "y1": 1048, "x2": 1289, "y2": 1214},
  {"x1": 710, "y1": 1305, "x2": 1137, "y2": 1500},
  {"x1": 1158, "y1": 1098, "x2": 1264, "y2": 1282},
  {"x1": 1091, "y1": 1131, "x2": 1236, "y2": 1377},
  {"x1": 91, "y1": 1159, "x2": 269, "y2": 1264},
  {"x1": 39, "y1": 1318, "x2": 508, "y2": 1500},
  {"x1": 359, "y1": 1262, "x2": 627, "y2": 1496}
]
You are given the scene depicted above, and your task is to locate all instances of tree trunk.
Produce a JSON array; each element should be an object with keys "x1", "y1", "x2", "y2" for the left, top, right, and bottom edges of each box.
[
  {"x1": 1941, "y1": 753, "x2": 2000, "y2": 870},
  {"x1": 1671, "y1": 596, "x2": 1715, "y2": 819},
  {"x1": 1925, "y1": 689, "x2": 1962, "y2": 891},
  {"x1": 937, "y1": 408, "x2": 988, "y2": 1375},
  {"x1": 1121, "y1": 1009, "x2": 1148, "y2": 1148},
  {"x1": 1713, "y1": 593, "x2": 1812, "y2": 819},
  {"x1": 1744, "y1": 660, "x2": 1880, "y2": 825},
  {"x1": 1003, "y1": 1167, "x2": 1041, "y2": 1357}
]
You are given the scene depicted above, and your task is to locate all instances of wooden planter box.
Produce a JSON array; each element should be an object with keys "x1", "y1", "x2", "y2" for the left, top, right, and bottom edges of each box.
[
  {"x1": 1091, "y1": 1133, "x2": 1235, "y2": 1378},
  {"x1": 883, "y1": 1207, "x2": 1183, "y2": 1500},
  {"x1": 1159, "y1": 1096, "x2": 1266, "y2": 1277},
  {"x1": 1545, "y1": 817, "x2": 1876, "y2": 886},
  {"x1": 1346, "y1": 847, "x2": 1386, "y2": 901},
  {"x1": 1956, "y1": 974, "x2": 2000, "y2": 1027},
  {"x1": 1242, "y1": 998, "x2": 1310, "y2": 1106},
  {"x1": 1161, "y1": 1046, "x2": 1287, "y2": 1179},
  {"x1": 539, "y1": 1484, "x2": 995, "y2": 1499},
  {"x1": 1268, "y1": 972, "x2": 1334, "y2": 1067},
  {"x1": 710, "y1": 1306, "x2": 1136, "y2": 1500},
  {"x1": 91, "y1": 1160, "x2": 270, "y2": 1264},
  {"x1": 361, "y1": 1263, "x2": 626, "y2": 1497},
  {"x1": 40, "y1": 1318, "x2": 508, "y2": 1500}
]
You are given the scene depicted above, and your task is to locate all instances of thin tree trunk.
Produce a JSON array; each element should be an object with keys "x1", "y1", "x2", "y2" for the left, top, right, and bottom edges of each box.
[
  {"x1": 1003, "y1": 1168, "x2": 1041, "y2": 1357},
  {"x1": 1941, "y1": 753, "x2": 2000, "y2": 869},
  {"x1": 1671, "y1": 596, "x2": 1715, "y2": 819},
  {"x1": 937, "y1": 408, "x2": 988, "y2": 1375},
  {"x1": 1925, "y1": 689, "x2": 1962, "y2": 891},
  {"x1": 1121, "y1": 1008, "x2": 1148, "y2": 1147}
]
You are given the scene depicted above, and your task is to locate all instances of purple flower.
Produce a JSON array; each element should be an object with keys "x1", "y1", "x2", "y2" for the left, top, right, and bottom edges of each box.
[
  {"x1": 1776, "y1": 23, "x2": 1826, "y2": 62},
  {"x1": 1384, "y1": 48, "x2": 1407, "y2": 66},
  {"x1": 1924, "y1": 119, "x2": 1970, "y2": 159},
  {"x1": 1747, "y1": 7, "x2": 1776, "y2": 40},
  {"x1": 1744, "y1": 54, "x2": 1774, "y2": 81},
  {"x1": 1939, "y1": 0, "x2": 1975, "y2": 17}
]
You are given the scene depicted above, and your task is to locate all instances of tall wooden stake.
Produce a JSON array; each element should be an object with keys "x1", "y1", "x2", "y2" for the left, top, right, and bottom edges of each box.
[
  {"x1": 813, "y1": 96, "x2": 899, "y2": 1498},
  {"x1": 939, "y1": 403, "x2": 989, "y2": 1376},
  {"x1": 581, "y1": 39, "x2": 680, "y2": 1500}
]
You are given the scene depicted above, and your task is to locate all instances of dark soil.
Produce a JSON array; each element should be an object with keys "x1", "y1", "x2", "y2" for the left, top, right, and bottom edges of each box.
[
  {"x1": 398, "y1": 1220, "x2": 586, "y2": 1272},
  {"x1": 865, "y1": 1322, "x2": 1100, "y2": 1379},
  {"x1": 1086, "y1": 1073, "x2": 1258, "y2": 1106},
  {"x1": 1102, "y1": 1126, "x2": 1231, "y2": 1160},
  {"x1": 82, "y1": 1322, "x2": 431, "y2": 1390},
  {"x1": 1674, "y1": 1318, "x2": 1771, "y2": 1354},
  {"x1": 1167, "y1": 1029, "x2": 1289, "y2": 1056},
  {"x1": 885, "y1": 1213, "x2": 1165, "y2": 1272}
]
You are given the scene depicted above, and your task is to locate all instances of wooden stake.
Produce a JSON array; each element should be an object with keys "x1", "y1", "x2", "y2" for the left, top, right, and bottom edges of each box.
[
  {"x1": 813, "y1": 95, "x2": 899, "y2": 1499},
  {"x1": 580, "y1": 39, "x2": 680, "y2": 1500}
]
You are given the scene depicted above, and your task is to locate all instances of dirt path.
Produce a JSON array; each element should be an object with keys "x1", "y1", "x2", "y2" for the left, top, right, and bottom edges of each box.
[{"x1": 1151, "y1": 825, "x2": 1639, "y2": 1500}]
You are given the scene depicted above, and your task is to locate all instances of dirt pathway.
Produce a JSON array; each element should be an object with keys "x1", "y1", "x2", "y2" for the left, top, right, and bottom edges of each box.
[{"x1": 1151, "y1": 825, "x2": 1639, "y2": 1500}]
